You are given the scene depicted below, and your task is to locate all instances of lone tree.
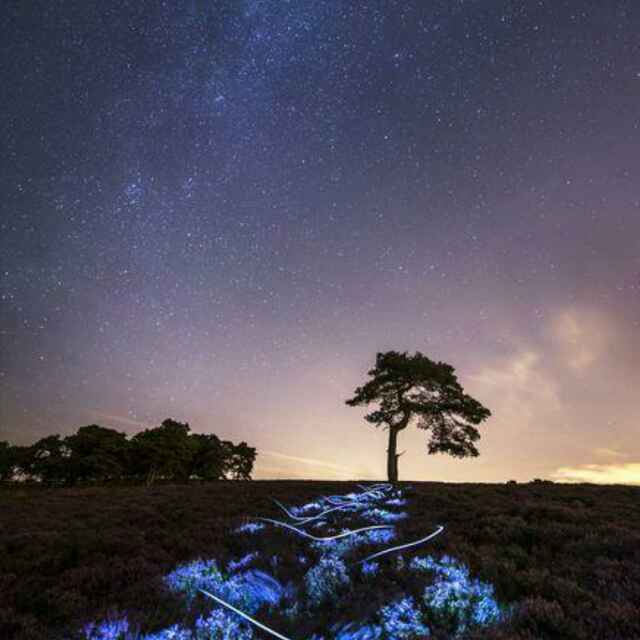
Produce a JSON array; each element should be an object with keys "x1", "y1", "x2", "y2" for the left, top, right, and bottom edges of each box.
[{"x1": 346, "y1": 351, "x2": 491, "y2": 482}]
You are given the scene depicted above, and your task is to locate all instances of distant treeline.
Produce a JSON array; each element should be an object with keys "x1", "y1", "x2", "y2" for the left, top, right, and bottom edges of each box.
[{"x1": 0, "y1": 419, "x2": 256, "y2": 485}]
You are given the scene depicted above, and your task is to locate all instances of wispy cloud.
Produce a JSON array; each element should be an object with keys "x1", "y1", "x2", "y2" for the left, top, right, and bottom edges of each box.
[
  {"x1": 552, "y1": 462, "x2": 640, "y2": 485},
  {"x1": 468, "y1": 349, "x2": 562, "y2": 431},
  {"x1": 471, "y1": 350, "x2": 540, "y2": 388},
  {"x1": 260, "y1": 449, "x2": 354, "y2": 474},
  {"x1": 551, "y1": 308, "x2": 610, "y2": 372},
  {"x1": 591, "y1": 447, "x2": 629, "y2": 459},
  {"x1": 78, "y1": 409, "x2": 152, "y2": 431},
  {"x1": 253, "y1": 464, "x2": 352, "y2": 480}
]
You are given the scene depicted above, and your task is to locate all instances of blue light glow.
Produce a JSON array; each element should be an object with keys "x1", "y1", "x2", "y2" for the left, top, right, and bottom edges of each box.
[
  {"x1": 304, "y1": 556, "x2": 350, "y2": 607},
  {"x1": 82, "y1": 618, "x2": 129, "y2": 640},
  {"x1": 311, "y1": 527, "x2": 396, "y2": 559},
  {"x1": 379, "y1": 597, "x2": 430, "y2": 639},
  {"x1": 164, "y1": 559, "x2": 223, "y2": 602},
  {"x1": 194, "y1": 607, "x2": 255, "y2": 640},
  {"x1": 361, "y1": 508, "x2": 408, "y2": 523},
  {"x1": 164, "y1": 560, "x2": 283, "y2": 615},
  {"x1": 360, "y1": 561, "x2": 379, "y2": 577},
  {"x1": 414, "y1": 555, "x2": 503, "y2": 631},
  {"x1": 235, "y1": 522, "x2": 266, "y2": 534},
  {"x1": 80, "y1": 485, "x2": 507, "y2": 639},
  {"x1": 142, "y1": 624, "x2": 193, "y2": 640},
  {"x1": 228, "y1": 552, "x2": 260, "y2": 573},
  {"x1": 332, "y1": 622, "x2": 383, "y2": 639}
]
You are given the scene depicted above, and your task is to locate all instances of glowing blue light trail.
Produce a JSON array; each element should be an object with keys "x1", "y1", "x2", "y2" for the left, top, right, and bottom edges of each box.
[
  {"x1": 81, "y1": 483, "x2": 509, "y2": 639},
  {"x1": 357, "y1": 525, "x2": 445, "y2": 564},
  {"x1": 273, "y1": 486, "x2": 393, "y2": 525},
  {"x1": 257, "y1": 517, "x2": 395, "y2": 542}
]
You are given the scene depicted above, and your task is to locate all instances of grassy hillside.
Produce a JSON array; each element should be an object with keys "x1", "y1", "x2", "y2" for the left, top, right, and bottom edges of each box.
[{"x1": 1, "y1": 480, "x2": 639, "y2": 639}]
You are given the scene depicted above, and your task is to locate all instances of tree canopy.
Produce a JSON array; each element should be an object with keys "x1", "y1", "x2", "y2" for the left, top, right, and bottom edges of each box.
[
  {"x1": 1, "y1": 419, "x2": 256, "y2": 485},
  {"x1": 65, "y1": 425, "x2": 129, "y2": 483},
  {"x1": 346, "y1": 350, "x2": 491, "y2": 481}
]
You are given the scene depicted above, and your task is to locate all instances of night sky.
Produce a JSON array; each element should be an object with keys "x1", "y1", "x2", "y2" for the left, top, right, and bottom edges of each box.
[{"x1": 2, "y1": 1, "x2": 639, "y2": 484}]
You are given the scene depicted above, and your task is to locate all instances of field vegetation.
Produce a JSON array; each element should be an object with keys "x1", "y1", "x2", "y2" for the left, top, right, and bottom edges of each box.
[{"x1": 1, "y1": 480, "x2": 639, "y2": 639}]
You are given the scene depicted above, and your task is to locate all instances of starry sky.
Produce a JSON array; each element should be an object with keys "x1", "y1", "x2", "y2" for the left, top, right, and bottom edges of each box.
[{"x1": 2, "y1": 1, "x2": 639, "y2": 484}]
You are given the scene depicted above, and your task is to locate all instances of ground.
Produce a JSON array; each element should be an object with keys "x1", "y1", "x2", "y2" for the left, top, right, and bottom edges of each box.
[{"x1": 1, "y1": 480, "x2": 639, "y2": 639}]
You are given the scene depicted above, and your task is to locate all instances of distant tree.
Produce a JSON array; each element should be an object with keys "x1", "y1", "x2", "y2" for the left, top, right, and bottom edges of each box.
[
  {"x1": 346, "y1": 351, "x2": 491, "y2": 482},
  {"x1": 5, "y1": 445, "x2": 30, "y2": 481},
  {"x1": 223, "y1": 441, "x2": 257, "y2": 480},
  {"x1": 188, "y1": 433, "x2": 227, "y2": 480},
  {"x1": 0, "y1": 441, "x2": 14, "y2": 481},
  {"x1": 64, "y1": 425, "x2": 129, "y2": 484},
  {"x1": 21, "y1": 435, "x2": 71, "y2": 484},
  {"x1": 130, "y1": 418, "x2": 193, "y2": 484},
  {"x1": 0, "y1": 442, "x2": 32, "y2": 481},
  {"x1": 1, "y1": 418, "x2": 257, "y2": 485}
]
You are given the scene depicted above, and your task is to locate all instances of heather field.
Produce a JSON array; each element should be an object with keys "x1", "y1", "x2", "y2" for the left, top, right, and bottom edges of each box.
[{"x1": 2, "y1": 481, "x2": 640, "y2": 640}]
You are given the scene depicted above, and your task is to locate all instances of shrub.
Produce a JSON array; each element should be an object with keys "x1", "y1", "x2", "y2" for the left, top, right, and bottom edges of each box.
[
  {"x1": 379, "y1": 597, "x2": 430, "y2": 639},
  {"x1": 304, "y1": 557, "x2": 350, "y2": 607}
]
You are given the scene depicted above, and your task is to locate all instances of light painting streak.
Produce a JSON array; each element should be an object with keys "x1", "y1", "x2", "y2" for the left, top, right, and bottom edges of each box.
[
  {"x1": 273, "y1": 486, "x2": 392, "y2": 524},
  {"x1": 200, "y1": 588, "x2": 294, "y2": 640},
  {"x1": 257, "y1": 517, "x2": 395, "y2": 542},
  {"x1": 357, "y1": 525, "x2": 445, "y2": 565},
  {"x1": 273, "y1": 498, "x2": 356, "y2": 523}
]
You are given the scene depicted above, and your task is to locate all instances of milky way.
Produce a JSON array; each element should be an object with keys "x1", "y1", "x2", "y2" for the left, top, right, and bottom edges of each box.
[{"x1": 2, "y1": 1, "x2": 639, "y2": 483}]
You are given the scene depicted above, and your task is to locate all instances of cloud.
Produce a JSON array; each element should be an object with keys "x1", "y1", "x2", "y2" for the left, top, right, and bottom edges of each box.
[
  {"x1": 591, "y1": 447, "x2": 629, "y2": 459},
  {"x1": 469, "y1": 349, "x2": 559, "y2": 398},
  {"x1": 253, "y1": 465, "x2": 311, "y2": 480},
  {"x1": 552, "y1": 462, "x2": 640, "y2": 485},
  {"x1": 468, "y1": 349, "x2": 562, "y2": 428},
  {"x1": 470, "y1": 350, "x2": 541, "y2": 388},
  {"x1": 550, "y1": 308, "x2": 610, "y2": 372}
]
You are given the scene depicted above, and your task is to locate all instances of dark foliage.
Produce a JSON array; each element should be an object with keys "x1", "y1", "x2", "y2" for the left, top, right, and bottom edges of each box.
[
  {"x1": 1, "y1": 419, "x2": 256, "y2": 486},
  {"x1": 0, "y1": 440, "x2": 15, "y2": 480},
  {"x1": 1, "y1": 481, "x2": 639, "y2": 639}
]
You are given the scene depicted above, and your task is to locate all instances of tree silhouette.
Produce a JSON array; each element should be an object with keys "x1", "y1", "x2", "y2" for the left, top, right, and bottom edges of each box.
[
  {"x1": 64, "y1": 425, "x2": 130, "y2": 484},
  {"x1": 0, "y1": 441, "x2": 14, "y2": 481},
  {"x1": 223, "y1": 441, "x2": 257, "y2": 480},
  {"x1": 21, "y1": 435, "x2": 71, "y2": 484},
  {"x1": 0, "y1": 443, "x2": 29, "y2": 482},
  {"x1": 130, "y1": 419, "x2": 193, "y2": 484},
  {"x1": 2, "y1": 419, "x2": 256, "y2": 485},
  {"x1": 346, "y1": 351, "x2": 491, "y2": 482},
  {"x1": 188, "y1": 433, "x2": 227, "y2": 480}
]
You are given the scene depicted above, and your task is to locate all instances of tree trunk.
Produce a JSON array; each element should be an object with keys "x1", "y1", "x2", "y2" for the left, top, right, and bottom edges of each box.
[{"x1": 387, "y1": 428, "x2": 399, "y2": 482}]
